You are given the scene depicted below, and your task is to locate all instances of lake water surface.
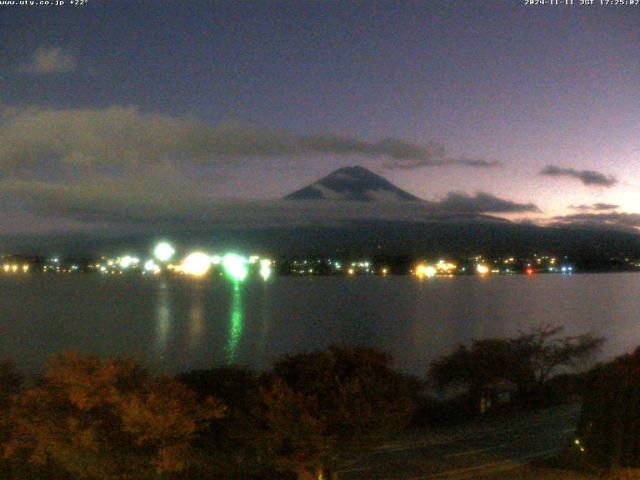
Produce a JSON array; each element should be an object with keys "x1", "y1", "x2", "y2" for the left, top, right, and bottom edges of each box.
[{"x1": 1, "y1": 273, "x2": 638, "y2": 375}]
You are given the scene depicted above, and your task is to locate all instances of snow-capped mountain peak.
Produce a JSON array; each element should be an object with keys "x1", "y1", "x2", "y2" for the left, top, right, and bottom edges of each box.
[{"x1": 284, "y1": 166, "x2": 420, "y2": 202}]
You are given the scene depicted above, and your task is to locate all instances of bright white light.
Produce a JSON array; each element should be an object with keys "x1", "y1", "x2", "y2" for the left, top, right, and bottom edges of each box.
[
  {"x1": 144, "y1": 259, "x2": 160, "y2": 273},
  {"x1": 119, "y1": 256, "x2": 139, "y2": 269},
  {"x1": 476, "y1": 264, "x2": 490, "y2": 275},
  {"x1": 153, "y1": 242, "x2": 175, "y2": 262},
  {"x1": 249, "y1": 255, "x2": 259, "y2": 264},
  {"x1": 223, "y1": 253, "x2": 248, "y2": 281},
  {"x1": 415, "y1": 264, "x2": 436, "y2": 278},
  {"x1": 259, "y1": 259, "x2": 272, "y2": 280},
  {"x1": 436, "y1": 260, "x2": 456, "y2": 272},
  {"x1": 182, "y1": 252, "x2": 211, "y2": 277}
]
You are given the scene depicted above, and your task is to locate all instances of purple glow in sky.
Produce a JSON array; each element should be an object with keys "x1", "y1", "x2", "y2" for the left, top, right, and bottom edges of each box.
[{"x1": 0, "y1": 0, "x2": 638, "y2": 235}]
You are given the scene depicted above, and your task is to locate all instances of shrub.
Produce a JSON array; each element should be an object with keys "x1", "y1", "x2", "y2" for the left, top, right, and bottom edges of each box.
[
  {"x1": 577, "y1": 348, "x2": 640, "y2": 469},
  {"x1": 430, "y1": 324, "x2": 603, "y2": 407},
  {"x1": 2, "y1": 352, "x2": 224, "y2": 480},
  {"x1": 178, "y1": 367, "x2": 273, "y2": 478},
  {"x1": 260, "y1": 345, "x2": 416, "y2": 480}
]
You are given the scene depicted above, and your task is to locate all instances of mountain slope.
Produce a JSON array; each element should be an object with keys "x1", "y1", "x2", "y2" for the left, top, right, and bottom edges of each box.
[{"x1": 284, "y1": 166, "x2": 421, "y2": 201}]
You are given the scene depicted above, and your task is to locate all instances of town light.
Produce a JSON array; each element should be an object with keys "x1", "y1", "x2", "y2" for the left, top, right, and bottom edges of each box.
[
  {"x1": 259, "y1": 259, "x2": 272, "y2": 280},
  {"x1": 182, "y1": 252, "x2": 211, "y2": 277},
  {"x1": 416, "y1": 264, "x2": 436, "y2": 278},
  {"x1": 223, "y1": 253, "x2": 248, "y2": 282},
  {"x1": 153, "y1": 242, "x2": 175, "y2": 262},
  {"x1": 144, "y1": 259, "x2": 160, "y2": 274},
  {"x1": 476, "y1": 264, "x2": 490, "y2": 275},
  {"x1": 119, "y1": 256, "x2": 139, "y2": 269}
]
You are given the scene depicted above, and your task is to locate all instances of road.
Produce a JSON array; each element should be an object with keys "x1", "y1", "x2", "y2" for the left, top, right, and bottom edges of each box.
[{"x1": 340, "y1": 404, "x2": 580, "y2": 480}]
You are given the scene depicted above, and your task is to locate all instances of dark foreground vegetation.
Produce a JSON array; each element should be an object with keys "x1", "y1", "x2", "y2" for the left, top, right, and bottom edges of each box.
[
  {"x1": 426, "y1": 325, "x2": 603, "y2": 420},
  {"x1": 577, "y1": 347, "x2": 640, "y2": 470},
  {"x1": 3, "y1": 324, "x2": 638, "y2": 480},
  {"x1": 0, "y1": 347, "x2": 416, "y2": 480}
]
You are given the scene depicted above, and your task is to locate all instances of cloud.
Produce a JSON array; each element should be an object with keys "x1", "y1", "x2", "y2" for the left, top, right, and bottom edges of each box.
[
  {"x1": 1, "y1": 177, "x2": 539, "y2": 231},
  {"x1": 379, "y1": 140, "x2": 501, "y2": 170},
  {"x1": 552, "y1": 212, "x2": 640, "y2": 232},
  {"x1": 436, "y1": 192, "x2": 540, "y2": 214},
  {"x1": 569, "y1": 203, "x2": 619, "y2": 211},
  {"x1": 539, "y1": 165, "x2": 617, "y2": 187},
  {"x1": 19, "y1": 47, "x2": 76, "y2": 74},
  {"x1": 0, "y1": 104, "x2": 526, "y2": 232},
  {"x1": 0, "y1": 106, "x2": 211, "y2": 177},
  {"x1": 0, "y1": 106, "x2": 501, "y2": 179}
]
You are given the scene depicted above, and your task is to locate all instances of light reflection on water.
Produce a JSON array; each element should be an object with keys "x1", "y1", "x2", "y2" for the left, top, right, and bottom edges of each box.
[
  {"x1": 1, "y1": 273, "x2": 640, "y2": 375},
  {"x1": 258, "y1": 281, "x2": 272, "y2": 357},
  {"x1": 155, "y1": 281, "x2": 171, "y2": 357},
  {"x1": 225, "y1": 282, "x2": 244, "y2": 364},
  {"x1": 187, "y1": 283, "x2": 206, "y2": 351}
]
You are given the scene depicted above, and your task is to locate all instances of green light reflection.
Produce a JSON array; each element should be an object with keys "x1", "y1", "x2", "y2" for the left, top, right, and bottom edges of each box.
[{"x1": 225, "y1": 281, "x2": 244, "y2": 364}]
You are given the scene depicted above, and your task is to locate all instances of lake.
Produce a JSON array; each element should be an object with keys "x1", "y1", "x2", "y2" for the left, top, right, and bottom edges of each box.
[{"x1": 1, "y1": 273, "x2": 638, "y2": 376}]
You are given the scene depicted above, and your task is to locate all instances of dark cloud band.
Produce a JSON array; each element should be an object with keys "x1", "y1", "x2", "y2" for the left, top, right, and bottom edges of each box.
[
  {"x1": 1, "y1": 179, "x2": 538, "y2": 230},
  {"x1": 540, "y1": 165, "x2": 617, "y2": 187},
  {"x1": 569, "y1": 203, "x2": 619, "y2": 211},
  {"x1": 552, "y1": 212, "x2": 640, "y2": 232},
  {"x1": 0, "y1": 106, "x2": 500, "y2": 177}
]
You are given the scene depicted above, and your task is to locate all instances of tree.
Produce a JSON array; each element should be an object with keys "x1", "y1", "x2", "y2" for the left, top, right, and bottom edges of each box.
[
  {"x1": 577, "y1": 347, "x2": 640, "y2": 469},
  {"x1": 430, "y1": 324, "x2": 603, "y2": 402},
  {"x1": 260, "y1": 346, "x2": 416, "y2": 480},
  {"x1": 178, "y1": 367, "x2": 274, "y2": 478},
  {"x1": 2, "y1": 352, "x2": 224, "y2": 480},
  {"x1": 0, "y1": 360, "x2": 22, "y2": 477},
  {"x1": 511, "y1": 324, "x2": 604, "y2": 390},
  {"x1": 0, "y1": 360, "x2": 21, "y2": 407},
  {"x1": 430, "y1": 339, "x2": 517, "y2": 400}
]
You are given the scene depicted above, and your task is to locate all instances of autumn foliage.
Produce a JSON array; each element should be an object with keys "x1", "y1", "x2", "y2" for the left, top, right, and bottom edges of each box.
[
  {"x1": 178, "y1": 367, "x2": 270, "y2": 477},
  {"x1": 0, "y1": 347, "x2": 417, "y2": 480},
  {"x1": 2, "y1": 352, "x2": 224, "y2": 479},
  {"x1": 260, "y1": 346, "x2": 417, "y2": 479}
]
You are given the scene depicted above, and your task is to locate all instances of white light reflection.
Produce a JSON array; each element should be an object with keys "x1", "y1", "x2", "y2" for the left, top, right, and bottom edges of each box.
[
  {"x1": 154, "y1": 281, "x2": 172, "y2": 358},
  {"x1": 188, "y1": 284, "x2": 206, "y2": 350}
]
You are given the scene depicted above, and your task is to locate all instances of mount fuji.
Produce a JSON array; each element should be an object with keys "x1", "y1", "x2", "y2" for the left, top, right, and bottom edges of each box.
[{"x1": 284, "y1": 166, "x2": 420, "y2": 202}]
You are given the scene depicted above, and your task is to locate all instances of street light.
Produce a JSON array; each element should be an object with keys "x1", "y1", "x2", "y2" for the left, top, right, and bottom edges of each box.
[{"x1": 153, "y1": 242, "x2": 175, "y2": 262}]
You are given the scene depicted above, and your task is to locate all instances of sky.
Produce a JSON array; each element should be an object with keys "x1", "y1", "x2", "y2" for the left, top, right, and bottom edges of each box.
[{"x1": 0, "y1": 0, "x2": 638, "y2": 236}]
